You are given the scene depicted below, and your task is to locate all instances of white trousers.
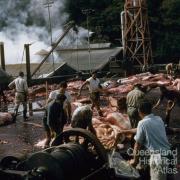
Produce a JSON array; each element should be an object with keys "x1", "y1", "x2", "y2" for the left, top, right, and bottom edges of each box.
[{"x1": 150, "y1": 154, "x2": 168, "y2": 180}]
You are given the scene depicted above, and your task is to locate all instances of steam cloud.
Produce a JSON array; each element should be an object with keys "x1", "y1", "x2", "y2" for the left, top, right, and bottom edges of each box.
[
  {"x1": 0, "y1": 0, "x2": 68, "y2": 64},
  {"x1": 0, "y1": 0, "x2": 91, "y2": 65}
]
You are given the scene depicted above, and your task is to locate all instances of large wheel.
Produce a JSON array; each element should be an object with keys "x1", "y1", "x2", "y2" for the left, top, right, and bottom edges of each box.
[
  {"x1": 0, "y1": 156, "x2": 21, "y2": 169},
  {"x1": 51, "y1": 128, "x2": 108, "y2": 164}
]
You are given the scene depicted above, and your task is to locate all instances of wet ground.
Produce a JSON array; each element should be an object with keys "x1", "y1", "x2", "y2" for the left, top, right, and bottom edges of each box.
[
  {"x1": 0, "y1": 88, "x2": 180, "y2": 179},
  {"x1": 0, "y1": 112, "x2": 45, "y2": 160}
]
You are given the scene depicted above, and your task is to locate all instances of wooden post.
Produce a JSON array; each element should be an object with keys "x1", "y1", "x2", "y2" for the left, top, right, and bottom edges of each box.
[
  {"x1": 28, "y1": 95, "x2": 34, "y2": 116},
  {"x1": 29, "y1": 99, "x2": 33, "y2": 116},
  {"x1": 0, "y1": 42, "x2": 6, "y2": 71},
  {"x1": 24, "y1": 44, "x2": 31, "y2": 86}
]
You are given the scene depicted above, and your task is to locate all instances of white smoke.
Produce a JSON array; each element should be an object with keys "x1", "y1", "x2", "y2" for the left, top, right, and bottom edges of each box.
[
  {"x1": 55, "y1": 27, "x2": 93, "y2": 49},
  {"x1": 0, "y1": 0, "x2": 91, "y2": 65},
  {"x1": 0, "y1": 0, "x2": 68, "y2": 64}
]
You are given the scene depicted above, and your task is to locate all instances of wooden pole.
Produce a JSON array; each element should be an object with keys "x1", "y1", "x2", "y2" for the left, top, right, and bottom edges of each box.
[
  {"x1": 29, "y1": 100, "x2": 33, "y2": 116},
  {"x1": 24, "y1": 44, "x2": 31, "y2": 86},
  {"x1": 0, "y1": 42, "x2": 6, "y2": 71}
]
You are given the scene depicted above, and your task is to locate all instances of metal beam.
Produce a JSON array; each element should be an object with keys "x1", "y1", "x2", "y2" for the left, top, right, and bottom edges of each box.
[{"x1": 31, "y1": 21, "x2": 75, "y2": 77}]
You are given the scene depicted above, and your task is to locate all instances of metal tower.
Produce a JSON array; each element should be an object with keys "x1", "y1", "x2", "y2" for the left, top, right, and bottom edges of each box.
[{"x1": 123, "y1": 0, "x2": 153, "y2": 69}]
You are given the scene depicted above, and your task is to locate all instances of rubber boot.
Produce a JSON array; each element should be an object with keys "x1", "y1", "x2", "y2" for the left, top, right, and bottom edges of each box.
[
  {"x1": 44, "y1": 130, "x2": 51, "y2": 148},
  {"x1": 13, "y1": 109, "x2": 18, "y2": 122},
  {"x1": 23, "y1": 110, "x2": 28, "y2": 121}
]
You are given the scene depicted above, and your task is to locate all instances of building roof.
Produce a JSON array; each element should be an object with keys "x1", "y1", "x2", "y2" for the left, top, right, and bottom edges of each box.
[
  {"x1": 5, "y1": 46, "x2": 123, "y2": 78},
  {"x1": 6, "y1": 62, "x2": 76, "y2": 78},
  {"x1": 57, "y1": 47, "x2": 123, "y2": 71},
  {"x1": 58, "y1": 43, "x2": 112, "y2": 49}
]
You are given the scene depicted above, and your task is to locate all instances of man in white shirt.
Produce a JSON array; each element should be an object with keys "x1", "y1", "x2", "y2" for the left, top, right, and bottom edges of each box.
[
  {"x1": 8, "y1": 71, "x2": 28, "y2": 122},
  {"x1": 78, "y1": 72, "x2": 103, "y2": 116}
]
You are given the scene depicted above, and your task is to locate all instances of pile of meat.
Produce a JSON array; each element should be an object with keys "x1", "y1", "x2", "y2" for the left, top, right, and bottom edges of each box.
[
  {"x1": 0, "y1": 112, "x2": 13, "y2": 126},
  {"x1": 105, "y1": 72, "x2": 172, "y2": 96},
  {"x1": 70, "y1": 93, "x2": 130, "y2": 149},
  {"x1": 2, "y1": 72, "x2": 170, "y2": 105},
  {"x1": 107, "y1": 84, "x2": 133, "y2": 95},
  {"x1": 69, "y1": 73, "x2": 170, "y2": 149},
  {"x1": 1, "y1": 73, "x2": 174, "y2": 149},
  {"x1": 67, "y1": 80, "x2": 84, "y2": 91},
  {"x1": 93, "y1": 112, "x2": 131, "y2": 149},
  {"x1": 3, "y1": 73, "x2": 172, "y2": 104}
]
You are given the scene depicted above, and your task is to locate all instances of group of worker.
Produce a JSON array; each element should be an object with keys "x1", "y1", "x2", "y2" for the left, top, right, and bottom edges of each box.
[
  {"x1": 120, "y1": 83, "x2": 171, "y2": 180},
  {"x1": 8, "y1": 67, "x2": 180, "y2": 180},
  {"x1": 117, "y1": 68, "x2": 180, "y2": 180},
  {"x1": 8, "y1": 71, "x2": 102, "y2": 147}
]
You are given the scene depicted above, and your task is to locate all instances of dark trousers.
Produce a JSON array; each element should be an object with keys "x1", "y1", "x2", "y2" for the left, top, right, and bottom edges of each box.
[
  {"x1": 127, "y1": 107, "x2": 140, "y2": 128},
  {"x1": 14, "y1": 92, "x2": 27, "y2": 120}
]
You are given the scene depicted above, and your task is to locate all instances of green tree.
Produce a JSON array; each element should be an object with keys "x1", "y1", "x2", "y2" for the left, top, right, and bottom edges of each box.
[
  {"x1": 64, "y1": 0, "x2": 124, "y2": 44},
  {"x1": 148, "y1": 0, "x2": 180, "y2": 62}
]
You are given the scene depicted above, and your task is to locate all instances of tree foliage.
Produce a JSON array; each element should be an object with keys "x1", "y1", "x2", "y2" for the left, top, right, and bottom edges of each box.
[{"x1": 64, "y1": 0, "x2": 180, "y2": 62}]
